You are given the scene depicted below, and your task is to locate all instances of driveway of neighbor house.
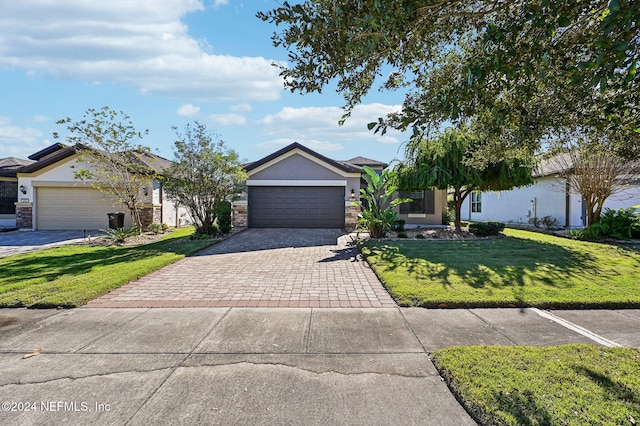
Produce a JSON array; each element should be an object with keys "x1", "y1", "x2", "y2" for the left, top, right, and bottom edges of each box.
[
  {"x1": 0, "y1": 231, "x2": 94, "y2": 258},
  {"x1": 86, "y1": 228, "x2": 397, "y2": 308}
]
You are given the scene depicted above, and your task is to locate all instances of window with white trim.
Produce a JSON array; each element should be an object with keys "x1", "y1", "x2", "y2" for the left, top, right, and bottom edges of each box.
[{"x1": 471, "y1": 191, "x2": 482, "y2": 213}]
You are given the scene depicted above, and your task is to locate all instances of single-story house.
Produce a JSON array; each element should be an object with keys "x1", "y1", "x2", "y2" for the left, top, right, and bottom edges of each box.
[
  {"x1": 13, "y1": 143, "x2": 189, "y2": 231},
  {"x1": 460, "y1": 155, "x2": 640, "y2": 228},
  {"x1": 233, "y1": 142, "x2": 447, "y2": 229}
]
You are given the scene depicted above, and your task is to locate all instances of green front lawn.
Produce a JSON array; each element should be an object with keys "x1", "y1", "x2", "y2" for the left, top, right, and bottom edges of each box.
[
  {"x1": 361, "y1": 228, "x2": 640, "y2": 308},
  {"x1": 432, "y1": 345, "x2": 640, "y2": 425},
  {"x1": 0, "y1": 227, "x2": 216, "y2": 308}
]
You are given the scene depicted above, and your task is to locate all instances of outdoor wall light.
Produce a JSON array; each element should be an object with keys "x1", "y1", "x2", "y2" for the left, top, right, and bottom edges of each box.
[
  {"x1": 349, "y1": 188, "x2": 356, "y2": 200},
  {"x1": 143, "y1": 187, "x2": 148, "y2": 196},
  {"x1": 19, "y1": 185, "x2": 26, "y2": 194}
]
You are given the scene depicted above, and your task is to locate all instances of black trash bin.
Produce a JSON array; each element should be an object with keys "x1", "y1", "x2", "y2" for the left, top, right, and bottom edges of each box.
[{"x1": 107, "y1": 212, "x2": 125, "y2": 229}]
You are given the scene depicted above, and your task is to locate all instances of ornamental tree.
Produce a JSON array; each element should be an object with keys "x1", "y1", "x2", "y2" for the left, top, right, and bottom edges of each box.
[
  {"x1": 395, "y1": 128, "x2": 534, "y2": 231},
  {"x1": 55, "y1": 107, "x2": 153, "y2": 231},
  {"x1": 162, "y1": 122, "x2": 246, "y2": 235},
  {"x1": 549, "y1": 134, "x2": 640, "y2": 226}
]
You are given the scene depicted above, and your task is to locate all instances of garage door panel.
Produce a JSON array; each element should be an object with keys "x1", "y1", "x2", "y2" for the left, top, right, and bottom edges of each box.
[
  {"x1": 248, "y1": 186, "x2": 344, "y2": 228},
  {"x1": 37, "y1": 187, "x2": 132, "y2": 230}
]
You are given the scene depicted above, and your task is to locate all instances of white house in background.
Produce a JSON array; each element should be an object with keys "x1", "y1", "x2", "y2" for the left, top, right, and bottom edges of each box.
[{"x1": 460, "y1": 157, "x2": 640, "y2": 228}]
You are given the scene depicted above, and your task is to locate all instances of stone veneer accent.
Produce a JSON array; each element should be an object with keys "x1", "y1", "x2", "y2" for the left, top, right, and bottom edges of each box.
[
  {"x1": 139, "y1": 207, "x2": 154, "y2": 230},
  {"x1": 345, "y1": 203, "x2": 360, "y2": 230},
  {"x1": 232, "y1": 201, "x2": 247, "y2": 228},
  {"x1": 16, "y1": 204, "x2": 33, "y2": 229}
]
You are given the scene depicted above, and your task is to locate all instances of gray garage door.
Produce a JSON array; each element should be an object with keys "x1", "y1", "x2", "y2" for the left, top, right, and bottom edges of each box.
[{"x1": 248, "y1": 186, "x2": 345, "y2": 228}]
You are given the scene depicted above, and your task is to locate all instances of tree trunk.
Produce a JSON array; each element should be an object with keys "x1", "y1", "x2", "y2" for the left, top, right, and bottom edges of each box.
[{"x1": 452, "y1": 186, "x2": 474, "y2": 232}]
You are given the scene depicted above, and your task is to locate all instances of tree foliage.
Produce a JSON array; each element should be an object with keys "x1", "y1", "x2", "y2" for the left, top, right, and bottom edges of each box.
[
  {"x1": 356, "y1": 166, "x2": 410, "y2": 238},
  {"x1": 259, "y1": 0, "x2": 639, "y2": 159},
  {"x1": 395, "y1": 128, "x2": 534, "y2": 230},
  {"x1": 55, "y1": 107, "x2": 153, "y2": 230},
  {"x1": 162, "y1": 122, "x2": 246, "y2": 235}
]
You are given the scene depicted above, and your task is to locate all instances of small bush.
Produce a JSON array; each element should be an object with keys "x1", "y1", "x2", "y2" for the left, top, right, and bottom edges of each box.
[
  {"x1": 390, "y1": 219, "x2": 406, "y2": 232},
  {"x1": 415, "y1": 234, "x2": 426, "y2": 239},
  {"x1": 442, "y1": 210, "x2": 455, "y2": 225},
  {"x1": 397, "y1": 232, "x2": 408, "y2": 238},
  {"x1": 190, "y1": 232, "x2": 213, "y2": 240},
  {"x1": 597, "y1": 208, "x2": 640, "y2": 239},
  {"x1": 215, "y1": 201, "x2": 232, "y2": 234},
  {"x1": 540, "y1": 215, "x2": 559, "y2": 229},
  {"x1": 148, "y1": 223, "x2": 169, "y2": 234},
  {"x1": 101, "y1": 227, "x2": 140, "y2": 244},
  {"x1": 571, "y1": 208, "x2": 640, "y2": 240},
  {"x1": 468, "y1": 221, "x2": 505, "y2": 236}
]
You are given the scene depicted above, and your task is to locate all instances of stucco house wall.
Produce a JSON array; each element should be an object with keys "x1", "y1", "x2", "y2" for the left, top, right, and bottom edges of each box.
[
  {"x1": 461, "y1": 177, "x2": 570, "y2": 226},
  {"x1": 395, "y1": 190, "x2": 448, "y2": 226},
  {"x1": 460, "y1": 175, "x2": 640, "y2": 228}
]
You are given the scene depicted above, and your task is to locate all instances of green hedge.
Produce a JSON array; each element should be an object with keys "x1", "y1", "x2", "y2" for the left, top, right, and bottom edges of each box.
[{"x1": 468, "y1": 221, "x2": 505, "y2": 236}]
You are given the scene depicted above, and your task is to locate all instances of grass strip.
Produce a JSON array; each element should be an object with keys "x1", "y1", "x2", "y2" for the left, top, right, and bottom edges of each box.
[
  {"x1": 0, "y1": 227, "x2": 217, "y2": 308},
  {"x1": 361, "y1": 228, "x2": 640, "y2": 308},
  {"x1": 432, "y1": 345, "x2": 640, "y2": 426}
]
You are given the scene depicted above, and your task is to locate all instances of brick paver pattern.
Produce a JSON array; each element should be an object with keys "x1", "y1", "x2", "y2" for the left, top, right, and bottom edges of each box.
[{"x1": 86, "y1": 229, "x2": 396, "y2": 308}]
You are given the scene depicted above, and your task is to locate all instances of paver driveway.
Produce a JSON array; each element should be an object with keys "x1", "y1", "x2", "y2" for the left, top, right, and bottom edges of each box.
[{"x1": 86, "y1": 229, "x2": 396, "y2": 308}]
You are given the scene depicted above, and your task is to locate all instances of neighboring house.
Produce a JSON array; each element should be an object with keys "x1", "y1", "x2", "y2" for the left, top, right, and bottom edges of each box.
[
  {"x1": 13, "y1": 143, "x2": 189, "y2": 231},
  {"x1": 233, "y1": 142, "x2": 446, "y2": 229},
  {"x1": 0, "y1": 157, "x2": 35, "y2": 229},
  {"x1": 460, "y1": 155, "x2": 640, "y2": 228}
]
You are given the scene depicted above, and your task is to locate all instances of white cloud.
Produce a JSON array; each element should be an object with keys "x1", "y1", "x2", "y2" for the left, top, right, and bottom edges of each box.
[
  {"x1": 32, "y1": 115, "x2": 51, "y2": 122},
  {"x1": 213, "y1": 0, "x2": 229, "y2": 7},
  {"x1": 230, "y1": 103, "x2": 252, "y2": 113},
  {"x1": 0, "y1": 116, "x2": 50, "y2": 158},
  {"x1": 0, "y1": 1, "x2": 284, "y2": 102},
  {"x1": 258, "y1": 138, "x2": 343, "y2": 154},
  {"x1": 257, "y1": 103, "x2": 404, "y2": 142},
  {"x1": 208, "y1": 113, "x2": 247, "y2": 126},
  {"x1": 376, "y1": 135, "x2": 400, "y2": 144},
  {"x1": 177, "y1": 104, "x2": 200, "y2": 117}
]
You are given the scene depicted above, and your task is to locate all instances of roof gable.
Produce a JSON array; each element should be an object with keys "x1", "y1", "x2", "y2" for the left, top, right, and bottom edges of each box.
[{"x1": 245, "y1": 142, "x2": 363, "y2": 175}]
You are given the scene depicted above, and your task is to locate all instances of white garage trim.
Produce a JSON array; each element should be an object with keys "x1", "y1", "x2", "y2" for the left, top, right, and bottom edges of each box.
[{"x1": 247, "y1": 180, "x2": 347, "y2": 186}]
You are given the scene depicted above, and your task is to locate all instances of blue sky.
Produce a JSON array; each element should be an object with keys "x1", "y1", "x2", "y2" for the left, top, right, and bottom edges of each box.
[{"x1": 0, "y1": 0, "x2": 410, "y2": 164}]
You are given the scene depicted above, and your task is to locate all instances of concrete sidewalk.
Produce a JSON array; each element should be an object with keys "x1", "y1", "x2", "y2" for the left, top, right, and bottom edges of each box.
[{"x1": 0, "y1": 307, "x2": 638, "y2": 425}]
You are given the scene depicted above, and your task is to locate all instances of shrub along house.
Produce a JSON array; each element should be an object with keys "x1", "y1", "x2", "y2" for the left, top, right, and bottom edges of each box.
[
  {"x1": 13, "y1": 143, "x2": 188, "y2": 231},
  {"x1": 233, "y1": 142, "x2": 447, "y2": 229}
]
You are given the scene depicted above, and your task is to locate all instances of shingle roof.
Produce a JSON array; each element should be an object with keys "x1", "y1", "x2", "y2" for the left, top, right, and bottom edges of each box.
[
  {"x1": 19, "y1": 143, "x2": 173, "y2": 175},
  {"x1": 343, "y1": 156, "x2": 388, "y2": 168},
  {"x1": 0, "y1": 157, "x2": 34, "y2": 177}
]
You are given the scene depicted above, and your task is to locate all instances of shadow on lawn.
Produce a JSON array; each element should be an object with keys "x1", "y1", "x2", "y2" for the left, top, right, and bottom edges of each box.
[
  {"x1": 0, "y1": 238, "x2": 199, "y2": 288},
  {"x1": 365, "y1": 237, "x2": 601, "y2": 307},
  {"x1": 489, "y1": 389, "x2": 554, "y2": 426},
  {"x1": 573, "y1": 366, "x2": 640, "y2": 412}
]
